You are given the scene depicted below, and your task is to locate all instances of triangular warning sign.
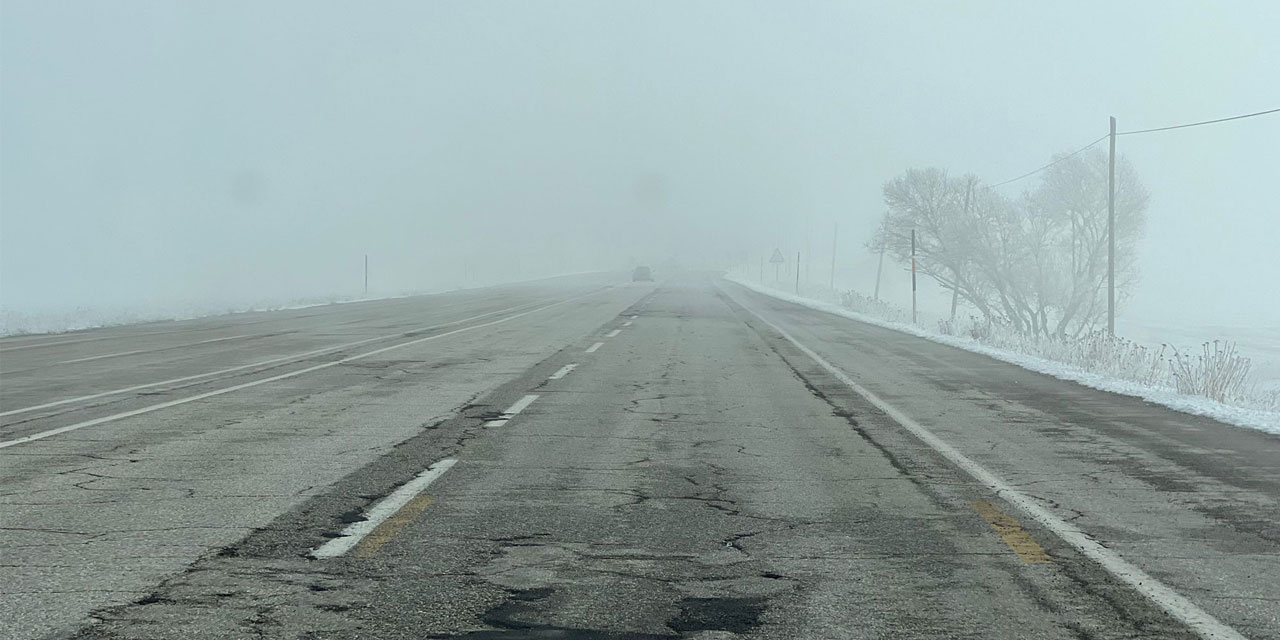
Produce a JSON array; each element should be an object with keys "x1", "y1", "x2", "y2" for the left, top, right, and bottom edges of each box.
[{"x1": 769, "y1": 248, "x2": 785, "y2": 263}]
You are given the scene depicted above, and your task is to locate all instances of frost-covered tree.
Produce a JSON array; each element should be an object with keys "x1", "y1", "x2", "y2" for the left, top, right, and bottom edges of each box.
[
  {"x1": 1029, "y1": 149, "x2": 1149, "y2": 336},
  {"x1": 873, "y1": 149, "x2": 1148, "y2": 337}
]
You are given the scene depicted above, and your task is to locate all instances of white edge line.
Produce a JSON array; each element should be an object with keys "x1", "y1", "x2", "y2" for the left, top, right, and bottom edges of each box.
[
  {"x1": 548, "y1": 364, "x2": 578, "y2": 380},
  {"x1": 605, "y1": 329, "x2": 621, "y2": 338},
  {"x1": 56, "y1": 334, "x2": 259, "y2": 365},
  {"x1": 4, "y1": 339, "x2": 375, "y2": 417},
  {"x1": 726, "y1": 285, "x2": 1247, "y2": 640},
  {"x1": 586, "y1": 342, "x2": 604, "y2": 353},
  {"x1": 310, "y1": 458, "x2": 457, "y2": 558},
  {"x1": 0, "y1": 336, "x2": 110, "y2": 352},
  {"x1": 726, "y1": 276, "x2": 1280, "y2": 434},
  {"x1": 0, "y1": 302, "x2": 542, "y2": 418},
  {"x1": 0, "y1": 292, "x2": 601, "y2": 449},
  {"x1": 58, "y1": 349, "x2": 148, "y2": 364}
]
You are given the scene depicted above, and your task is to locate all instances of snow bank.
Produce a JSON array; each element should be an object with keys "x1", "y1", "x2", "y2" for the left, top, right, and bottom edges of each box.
[{"x1": 725, "y1": 275, "x2": 1280, "y2": 436}]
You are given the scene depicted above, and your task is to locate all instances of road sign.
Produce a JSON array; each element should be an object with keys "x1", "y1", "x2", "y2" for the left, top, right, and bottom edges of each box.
[{"x1": 769, "y1": 249, "x2": 785, "y2": 264}]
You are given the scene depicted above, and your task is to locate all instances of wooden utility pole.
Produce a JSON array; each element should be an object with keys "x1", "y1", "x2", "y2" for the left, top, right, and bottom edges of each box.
[
  {"x1": 953, "y1": 184, "x2": 973, "y2": 321},
  {"x1": 911, "y1": 229, "x2": 917, "y2": 324},
  {"x1": 805, "y1": 228, "x2": 812, "y2": 285},
  {"x1": 830, "y1": 222, "x2": 838, "y2": 290},
  {"x1": 874, "y1": 214, "x2": 887, "y2": 301},
  {"x1": 795, "y1": 251, "x2": 801, "y2": 294},
  {"x1": 1107, "y1": 116, "x2": 1117, "y2": 336}
]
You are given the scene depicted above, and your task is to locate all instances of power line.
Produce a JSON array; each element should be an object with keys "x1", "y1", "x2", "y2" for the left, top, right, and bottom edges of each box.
[
  {"x1": 979, "y1": 107, "x2": 1277, "y2": 190},
  {"x1": 989, "y1": 133, "x2": 1109, "y2": 188},
  {"x1": 1117, "y1": 107, "x2": 1280, "y2": 136}
]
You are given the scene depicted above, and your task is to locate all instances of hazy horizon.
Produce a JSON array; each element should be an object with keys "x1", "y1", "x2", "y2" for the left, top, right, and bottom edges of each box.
[{"x1": 3, "y1": 1, "x2": 1277, "y2": 331}]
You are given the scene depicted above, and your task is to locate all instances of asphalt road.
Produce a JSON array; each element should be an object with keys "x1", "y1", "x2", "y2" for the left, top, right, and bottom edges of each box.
[{"x1": 2, "y1": 273, "x2": 1277, "y2": 639}]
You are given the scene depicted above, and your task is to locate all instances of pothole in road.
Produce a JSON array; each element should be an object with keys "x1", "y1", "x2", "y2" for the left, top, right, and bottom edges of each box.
[
  {"x1": 432, "y1": 589, "x2": 767, "y2": 639},
  {"x1": 668, "y1": 597, "x2": 765, "y2": 634},
  {"x1": 433, "y1": 586, "x2": 667, "y2": 639}
]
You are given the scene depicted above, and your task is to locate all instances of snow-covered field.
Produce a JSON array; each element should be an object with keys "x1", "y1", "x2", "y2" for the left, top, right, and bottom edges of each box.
[
  {"x1": 0, "y1": 271, "x2": 613, "y2": 338},
  {"x1": 0, "y1": 295, "x2": 370, "y2": 337},
  {"x1": 1119, "y1": 319, "x2": 1280, "y2": 394},
  {"x1": 726, "y1": 274, "x2": 1280, "y2": 436}
]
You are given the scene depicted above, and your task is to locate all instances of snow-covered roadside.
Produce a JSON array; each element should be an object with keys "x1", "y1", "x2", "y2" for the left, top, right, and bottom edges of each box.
[
  {"x1": 0, "y1": 271, "x2": 613, "y2": 338},
  {"x1": 725, "y1": 275, "x2": 1280, "y2": 436},
  {"x1": 1, "y1": 295, "x2": 379, "y2": 338}
]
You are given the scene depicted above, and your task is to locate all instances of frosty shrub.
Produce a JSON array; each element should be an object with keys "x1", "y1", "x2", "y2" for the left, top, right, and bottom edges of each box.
[
  {"x1": 837, "y1": 290, "x2": 911, "y2": 325},
  {"x1": 1168, "y1": 341, "x2": 1253, "y2": 404},
  {"x1": 823, "y1": 283, "x2": 1275, "y2": 411}
]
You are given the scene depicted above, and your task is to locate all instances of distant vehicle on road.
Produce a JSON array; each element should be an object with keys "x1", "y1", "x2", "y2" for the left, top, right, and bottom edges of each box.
[{"x1": 632, "y1": 266, "x2": 653, "y2": 282}]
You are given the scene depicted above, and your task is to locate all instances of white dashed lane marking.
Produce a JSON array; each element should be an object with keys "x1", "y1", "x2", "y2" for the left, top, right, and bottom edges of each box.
[
  {"x1": 309, "y1": 458, "x2": 457, "y2": 559},
  {"x1": 605, "y1": 329, "x2": 621, "y2": 338},
  {"x1": 586, "y1": 342, "x2": 604, "y2": 353},
  {"x1": 484, "y1": 394, "x2": 539, "y2": 427},
  {"x1": 548, "y1": 364, "x2": 578, "y2": 380}
]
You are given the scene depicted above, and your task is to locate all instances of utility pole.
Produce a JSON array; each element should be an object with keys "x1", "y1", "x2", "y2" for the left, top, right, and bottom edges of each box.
[
  {"x1": 795, "y1": 251, "x2": 801, "y2": 294},
  {"x1": 364, "y1": 254, "x2": 368, "y2": 298},
  {"x1": 911, "y1": 229, "x2": 918, "y2": 325},
  {"x1": 950, "y1": 185, "x2": 974, "y2": 322},
  {"x1": 805, "y1": 228, "x2": 812, "y2": 285},
  {"x1": 1107, "y1": 116, "x2": 1117, "y2": 336},
  {"x1": 874, "y1": 214, "x2": 887, "y2": 301},
  {"x1": 829, "y1": 222, "x2": 838, "y2": 290}
]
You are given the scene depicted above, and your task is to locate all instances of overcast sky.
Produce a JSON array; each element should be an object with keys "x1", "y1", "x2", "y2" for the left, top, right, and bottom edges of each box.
[{"x1": 2, "y1": 1, "x2": 1277, "y2": 328}]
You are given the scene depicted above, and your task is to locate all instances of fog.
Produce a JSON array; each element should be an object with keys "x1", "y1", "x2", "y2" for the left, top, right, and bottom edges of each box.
[{"x1": 2, "y1": 1, "x2": 1277, "y2": 333}]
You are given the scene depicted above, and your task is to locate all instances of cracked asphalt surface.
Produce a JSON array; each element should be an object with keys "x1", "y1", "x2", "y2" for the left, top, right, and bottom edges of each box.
[{"x1": 3, "y1": 273, "x2": 1278, "y2": 639}]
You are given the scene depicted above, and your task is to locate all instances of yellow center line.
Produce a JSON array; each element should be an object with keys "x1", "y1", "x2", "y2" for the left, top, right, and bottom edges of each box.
[
  {"x1": 352, "y1": 495, "x2": 435, "y2": 558},
  {"x1": 971, "y1": 501, "x2": 1053, "y2": 564}
]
